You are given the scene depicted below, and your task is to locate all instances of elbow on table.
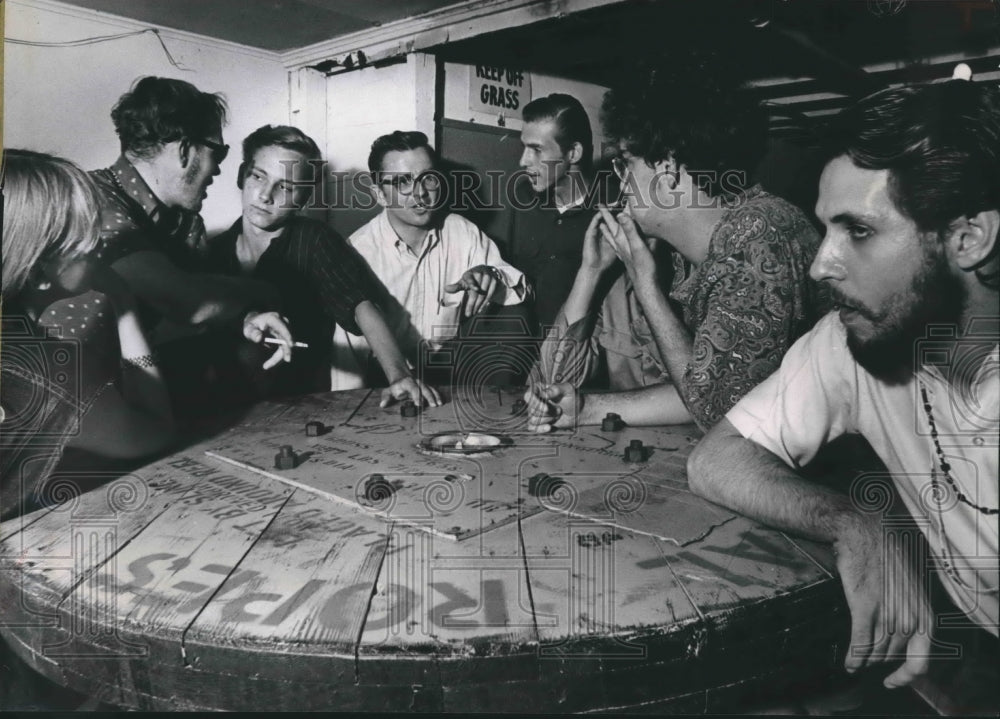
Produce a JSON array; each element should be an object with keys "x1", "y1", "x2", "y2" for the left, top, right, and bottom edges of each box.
[{"x1": 686, "y1": 425, "x2": 732, "y2": 503}]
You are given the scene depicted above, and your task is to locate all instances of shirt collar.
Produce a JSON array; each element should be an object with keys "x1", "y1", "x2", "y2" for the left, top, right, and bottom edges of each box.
[
  {"x1": 721, "y1": 183, "x2": 765, "y2": 210},
  {"x1": 556, "y1": 194, "x2": 587, "y2": 215},
  {"x1": 111, "y1": 155, "x2": 165, "y2": 222},
  {"x1": 378, "y1": 209, "x2": 439, "y2": 258}
]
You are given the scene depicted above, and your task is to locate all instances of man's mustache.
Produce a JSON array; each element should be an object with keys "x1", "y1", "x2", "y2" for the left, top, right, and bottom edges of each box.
[{"x1": 829, "y1": 288, "x2": 879, "y2": 320}]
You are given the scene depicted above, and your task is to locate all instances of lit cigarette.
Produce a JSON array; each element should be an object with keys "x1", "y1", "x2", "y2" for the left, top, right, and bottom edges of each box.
[{"x1": 264, "y1": 337, "x2": 309, "y2": 348}]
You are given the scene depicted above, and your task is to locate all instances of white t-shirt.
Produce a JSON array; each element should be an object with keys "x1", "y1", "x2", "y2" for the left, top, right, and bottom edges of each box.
[{"x1": 727, "y1": 313, "x2": 998, "y2": 634}]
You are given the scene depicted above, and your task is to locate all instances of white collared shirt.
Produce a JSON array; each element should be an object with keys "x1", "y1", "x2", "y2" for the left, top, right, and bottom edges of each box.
[{"x1": 330, "y1": 211, "x2": 526, "y2": 388}]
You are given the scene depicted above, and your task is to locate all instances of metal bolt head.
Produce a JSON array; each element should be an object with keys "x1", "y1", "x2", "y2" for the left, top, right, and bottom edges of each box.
[
  {"x1": 401, "y1": 400, "x2": 419, "y2": 417},
  {"x1": 305, "y1": 421, "x2": 324, "y2": 436},
  {"x1": 624, "y1": 439, "x2": 645, "y2": 463},
  {"x1": 365, "y1": 474, "x2": 394, "y2": 501},
  {"x1": 274, "y1": 445, "x2": 296, "y2": 469},
  {"x1": 602, "y1": 413, "x2": 624, "y2": 431}
]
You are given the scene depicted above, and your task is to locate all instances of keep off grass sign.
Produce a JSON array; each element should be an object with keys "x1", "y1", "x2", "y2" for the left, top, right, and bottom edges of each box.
[{"x1": 469, "y1": 64, "x2": 531, "y2": 114}]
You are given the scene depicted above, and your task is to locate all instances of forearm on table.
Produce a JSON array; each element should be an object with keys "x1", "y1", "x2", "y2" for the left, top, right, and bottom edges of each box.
[
  {"x1": 536, "y1": 314, "x2": 599, "y2": 387},
  {"x1": 561, "y1": 268, "x2": 604, "y2": 325},
  {"x1": 355, "y1": 300, "x2": 411, "y2": 383},
  {"x1": 579, "y1": 383, "x2": 691, "y2": 427},
  {"x1": 632, "y1": 276, "x2": 692, "y2": 384},
  {"x1": 114, "y1": 306, "x2": 174, "y2": 426},
  {"x1": 688, "y1": 418, "x2": 863, "y2": 544}
]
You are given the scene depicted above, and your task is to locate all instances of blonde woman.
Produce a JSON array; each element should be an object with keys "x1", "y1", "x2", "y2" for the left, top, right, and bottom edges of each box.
[{"x1": 1, "y1": 149, "x2": 175, "y2": 518}]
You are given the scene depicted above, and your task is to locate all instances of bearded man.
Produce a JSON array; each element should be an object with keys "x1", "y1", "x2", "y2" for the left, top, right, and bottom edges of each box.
[{"x1": 688, "y1": 79, "x2": 998, "y2": 706}]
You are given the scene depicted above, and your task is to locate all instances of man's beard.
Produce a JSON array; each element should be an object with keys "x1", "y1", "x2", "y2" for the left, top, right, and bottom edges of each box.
[{"x1": 843, "y1": 245, "x2": 966, "y2": 384}]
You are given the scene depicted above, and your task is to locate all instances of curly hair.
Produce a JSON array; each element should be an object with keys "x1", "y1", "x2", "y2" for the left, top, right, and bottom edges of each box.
[
  {"x1": 1, "y1": 149, "x2": 101, "y2": 296},
  {"x1": 111, "y1": 76, "x2": 228, "y2": 159},
  {"x1": 600, "y1": 52, "x2": 767, "y2": 198}
]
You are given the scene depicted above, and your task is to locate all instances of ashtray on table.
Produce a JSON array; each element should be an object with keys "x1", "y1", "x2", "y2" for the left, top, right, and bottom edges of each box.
[{"x1": 419, "y1": 431, "x2": 513, "y2": 454}]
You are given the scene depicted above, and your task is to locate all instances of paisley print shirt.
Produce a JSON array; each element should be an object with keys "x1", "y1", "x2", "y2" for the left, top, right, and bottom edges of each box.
[
  {"x1": 538, "y1": 185, "x2": 825, "y2": 430},
  {"x1": 668, "y1": 184, "x2": 824, "y2": 428}
]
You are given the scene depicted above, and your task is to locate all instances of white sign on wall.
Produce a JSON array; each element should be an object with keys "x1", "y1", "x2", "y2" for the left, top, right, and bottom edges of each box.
[{"x1": 469, "y1": 65, "x2": 532, "y2": 114}]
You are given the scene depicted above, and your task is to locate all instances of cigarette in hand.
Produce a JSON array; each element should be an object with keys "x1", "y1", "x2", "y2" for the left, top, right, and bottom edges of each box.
[{"x1": 263, "y1": 337, "x2": 309, "y2": 348}]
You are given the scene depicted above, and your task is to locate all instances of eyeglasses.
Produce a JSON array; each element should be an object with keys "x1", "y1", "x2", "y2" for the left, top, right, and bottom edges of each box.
[
  {"x1": 611, "y1": 156, "x2": 629, "y2": 182},
  {"x1": 378, "y1": 170, "x2": 441, "y2": 196},
  {"x1": 192, "y1": 137, "x2": 229, "y2": 165}
]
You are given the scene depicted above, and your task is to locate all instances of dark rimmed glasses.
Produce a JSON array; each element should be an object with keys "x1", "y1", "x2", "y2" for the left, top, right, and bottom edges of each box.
[
  {"x1": 611, "y1": 156, "x2": 629, "y2": 182},
  {"x1": 377, "y1": 170, "x2": 442, "y2": 196},
  {"x1": 192, "y1": 137, "x2": 230, "y2": 165}
]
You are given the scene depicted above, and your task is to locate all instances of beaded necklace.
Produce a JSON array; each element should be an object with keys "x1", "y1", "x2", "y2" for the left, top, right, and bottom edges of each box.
[{"x1": 918, "y1": 380, "x2": 998, "y2": 516}]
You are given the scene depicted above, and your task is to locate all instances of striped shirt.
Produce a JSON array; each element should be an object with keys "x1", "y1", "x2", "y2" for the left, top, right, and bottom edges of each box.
[{"x1": 206, "y1": 216, "x2": 373, "y2": 392}]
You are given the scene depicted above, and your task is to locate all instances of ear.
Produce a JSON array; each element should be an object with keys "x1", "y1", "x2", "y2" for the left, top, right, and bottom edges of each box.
[
  {"x1": 652, "y1": 156, "x2": 679, "y2": 193},
  {"x1": 237, "y1": 162, "x2": 248, "y2": 190},
  {"x1": 566, "y1": 141, "x2": 584, "y2": 167},
  {"x1": 945, "y1": 209, "x2": 999, "y2": 272},
  {"x1": 368, "y1": 174, "x2": 388, "y2": 209},
  {"x1": 177, "y1": 138, "x2": 193, "y2": 168}
]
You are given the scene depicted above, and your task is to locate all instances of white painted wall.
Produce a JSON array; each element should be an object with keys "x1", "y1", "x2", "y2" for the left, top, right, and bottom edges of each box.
[
  {"x1": 3, "y1": 0, "x2": 289, "y2": 233},
  {"x1": 320, "y1": 56, "x2": 611, "y2": 238},
  {"x1": 322, "y1": 57, "x2": 610, "y2": 172},
  {"x1": 324, "y1": 54, "x2": 436, "y2": 173},
  {"x1": 323, "y1": 53, "x2": 436, "y2": 236}
]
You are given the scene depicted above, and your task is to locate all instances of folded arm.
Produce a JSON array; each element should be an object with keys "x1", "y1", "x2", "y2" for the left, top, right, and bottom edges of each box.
[
  {"x1": 689, "y1": 418, "x2": 935, "y2": 688},
  {"x1": 68, "y1": 269, "x2": 174, "y2": 458},
  {"x1": 112, "y1": 250, "x2": 278, "y2": 327}
]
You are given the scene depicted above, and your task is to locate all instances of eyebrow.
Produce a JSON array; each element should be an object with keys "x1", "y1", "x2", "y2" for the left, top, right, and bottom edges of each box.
[{"x1": 827, "y1": 211, "x2": 881, "y2": 225}]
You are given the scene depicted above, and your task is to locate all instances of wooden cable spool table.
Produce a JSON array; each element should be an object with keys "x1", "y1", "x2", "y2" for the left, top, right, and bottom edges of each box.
[{"x1": 1, "y1": 386, "x2": 850, "y2": 712}]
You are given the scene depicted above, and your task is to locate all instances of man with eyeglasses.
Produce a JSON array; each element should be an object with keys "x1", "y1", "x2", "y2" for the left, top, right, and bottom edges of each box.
[
  {"x1": 78, "y1": 76, "x2": 293, "y2": 415},
  {"x1": 331, "y1": 130, "x2": 526, "y2": 387},
  {"x1": 527, "y1": 56, "x2": 824, "y2": 432}
]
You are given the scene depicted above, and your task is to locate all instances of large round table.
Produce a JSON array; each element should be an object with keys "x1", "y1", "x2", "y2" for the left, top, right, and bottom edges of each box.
[{"x1": 1, "y1": 386, "x2": 850, "y2": 712}]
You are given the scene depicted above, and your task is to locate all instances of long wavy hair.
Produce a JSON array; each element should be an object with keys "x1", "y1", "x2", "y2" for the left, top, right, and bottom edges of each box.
[{"x1": 1, "y1": 149, "x2": 101, "y2": 296}]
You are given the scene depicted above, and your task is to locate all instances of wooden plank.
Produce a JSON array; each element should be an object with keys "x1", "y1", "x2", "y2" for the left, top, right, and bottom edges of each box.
[
  {"x1": 513, "y1": 510, "x2": 707, "y2": 713},
  {"x1": 0, "y1": 464, "x2": 189, "y2": 649},
  {"x1": 650, "y1": 516, "x2": 847, "y2": 699},
  {"x1": 355, "y1": 516, "x2": 537, "y2": 661},
  {"x1": 206, "y1": 387, "x2": 554, "y2": 541},
  {"x1": 184, "y1": 489, "x2": 390, "y2": 652},
  {"x1": 519, "y1": 510, "x2": 700, "y2": 642},
  {"x1": 512, "y1": 423, "x2": 735, "y2": 545},
  {"x1": 654, "y1": 517, "x2": 832, "y2": 618},
  {"x1": 0, "y1": 504, "x2": 57, "y2": 542},
  {"x1": 59, "y1": 451, "x2": 293, "y2": 653}
]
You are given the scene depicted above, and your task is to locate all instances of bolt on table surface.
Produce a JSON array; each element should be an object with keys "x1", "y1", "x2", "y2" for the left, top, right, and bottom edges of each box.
[{"x1": 0, "y1": 386, "x2": 849, "y2": 712}]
